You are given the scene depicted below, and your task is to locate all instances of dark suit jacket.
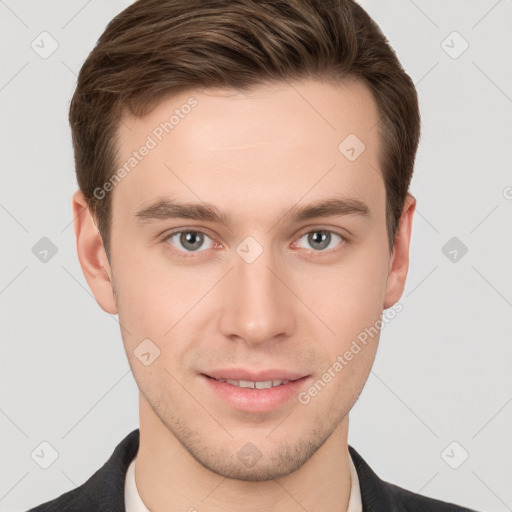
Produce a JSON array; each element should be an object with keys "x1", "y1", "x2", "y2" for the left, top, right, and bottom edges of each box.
[{"x1": 28, "y1": 428, "x2": 478, "y2": 511}]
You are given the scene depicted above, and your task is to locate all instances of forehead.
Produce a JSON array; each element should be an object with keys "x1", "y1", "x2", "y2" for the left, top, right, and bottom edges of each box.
[{"x1": 112, "y1": 78, "x2": 384, "y2": 223}]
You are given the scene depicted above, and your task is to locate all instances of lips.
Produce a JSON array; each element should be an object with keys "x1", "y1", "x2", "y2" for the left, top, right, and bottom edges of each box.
[
  {"x1": 202, "y1": 369, "x2": 306, "y2": 382},
  {"x1": 201, "y1": 369, "x2": 310, "y2": 412},
  {"x1": 213, "y1": 378, "x2": 289, "y2": 389}
]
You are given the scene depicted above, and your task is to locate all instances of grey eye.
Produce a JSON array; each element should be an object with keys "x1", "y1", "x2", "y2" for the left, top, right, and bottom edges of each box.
[
  {"x1": 297, "y1": 230, "x2": 343, "y2": 251},
  {"x1": 166, "y1": 231, "x2": 214, "y2": 252}
]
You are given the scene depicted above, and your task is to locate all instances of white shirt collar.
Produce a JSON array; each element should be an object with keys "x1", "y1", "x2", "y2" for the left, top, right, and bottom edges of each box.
[
  {"x1": 125, "y1": 450, "x2": 362, "y2": 512},
  {"x1": 347, "y1": 448, "x2": 363, "y2": 512},
  {"x1": 124, "y1": 453, "x2": 150, "y2": 512}
]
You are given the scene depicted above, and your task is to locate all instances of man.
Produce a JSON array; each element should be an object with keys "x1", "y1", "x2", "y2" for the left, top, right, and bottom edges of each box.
[{"x1": 28, "y1": 0, "x2": 478, "y2": 510}]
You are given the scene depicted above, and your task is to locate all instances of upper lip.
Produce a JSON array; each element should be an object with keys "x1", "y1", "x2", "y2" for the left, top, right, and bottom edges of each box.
[{"x1": 202, "y1": 369, "x2": 308, "y2": 382}]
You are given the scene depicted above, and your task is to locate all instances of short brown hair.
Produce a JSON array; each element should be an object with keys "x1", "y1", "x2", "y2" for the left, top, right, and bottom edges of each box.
[{"x1": 70, "y1": 0, "x2": 420, "y2": 262}]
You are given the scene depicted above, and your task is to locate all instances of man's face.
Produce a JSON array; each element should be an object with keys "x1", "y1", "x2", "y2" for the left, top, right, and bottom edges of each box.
[{"x1": 105, "y1": 79, "x2": 401, "y2": 480}]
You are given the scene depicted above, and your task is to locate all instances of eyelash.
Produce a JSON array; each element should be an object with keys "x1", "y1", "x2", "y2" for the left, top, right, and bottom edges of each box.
[{"x1": 161, "y1": 228, "x2": 348, "y2": 258}]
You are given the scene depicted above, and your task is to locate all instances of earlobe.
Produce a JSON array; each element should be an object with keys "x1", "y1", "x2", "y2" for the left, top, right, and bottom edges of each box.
[
  {"x1": 72, "y1": 190, "x2": 118, "y2": 315},
  {"x1": 383, "y1": 193, "x2": 416, "y2": 310}
]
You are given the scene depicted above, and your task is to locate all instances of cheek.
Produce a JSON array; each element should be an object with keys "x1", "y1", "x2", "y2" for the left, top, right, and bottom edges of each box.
[
  {"x1": 300, "y1": 246, "x2": 389, "y2": 340},
  {"x1": 114, "y1": 245, "x2": 187, "y2": 316},
  {"x1": 112, "y1": 247, "x2": 215, "y2": 358}
]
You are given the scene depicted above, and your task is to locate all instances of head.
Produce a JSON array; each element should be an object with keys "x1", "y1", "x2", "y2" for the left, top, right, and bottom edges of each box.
[{"x1": 72, "y1": 0, "x2": 419, "y2": 481}]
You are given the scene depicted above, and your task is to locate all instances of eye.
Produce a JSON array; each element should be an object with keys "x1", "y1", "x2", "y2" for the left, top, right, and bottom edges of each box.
[
  {"x1": 164, "y1": 230, "x2": 216, "y2": 253},
  {"x1": 295, "y1": 230, "x2": 344, "y2": 252}
]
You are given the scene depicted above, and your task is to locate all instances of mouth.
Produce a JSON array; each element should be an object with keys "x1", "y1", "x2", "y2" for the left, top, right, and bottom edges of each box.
[
  {"x1": 207, "y1": 377, "x2": 291, "y2": 389},
  {"x1": 202, "y1": 368, "x2": 307, "y2": 381},
  {"x1": 200, "y1": 370, "x2": 310, "y2": 412}
]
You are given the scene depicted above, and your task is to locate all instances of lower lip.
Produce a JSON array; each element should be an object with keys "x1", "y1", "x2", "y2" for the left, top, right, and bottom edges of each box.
[{"x1": 202, "y1": 375, "x2": 309, "y2": 413}]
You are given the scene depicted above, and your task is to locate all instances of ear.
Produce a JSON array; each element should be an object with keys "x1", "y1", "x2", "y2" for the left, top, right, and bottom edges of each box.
[
  {"x1": 383, "y1": 193, "x2": 416, "y2": 309},
  {"x1": 72, "y1": 189, "x2": 118, "y2": 314}
]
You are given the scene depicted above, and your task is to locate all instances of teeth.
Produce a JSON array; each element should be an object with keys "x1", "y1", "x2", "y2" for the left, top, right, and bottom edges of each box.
[
  {"x1": 255, "y1": 381, "x2": 272, "y2": 389},
  {"x1": 214, "y1": 378, "x2": 290, "y2": 388}
]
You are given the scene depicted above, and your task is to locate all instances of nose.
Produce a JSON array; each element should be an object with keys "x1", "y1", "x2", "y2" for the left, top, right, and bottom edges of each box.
[{"x1": 217, "y1": 240, "x2": 296, "y2": 347}]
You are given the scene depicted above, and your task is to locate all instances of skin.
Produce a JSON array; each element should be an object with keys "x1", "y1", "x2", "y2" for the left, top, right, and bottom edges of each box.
[{"x1": 73, "y1": 78, "x2": 415, "y2": 511}]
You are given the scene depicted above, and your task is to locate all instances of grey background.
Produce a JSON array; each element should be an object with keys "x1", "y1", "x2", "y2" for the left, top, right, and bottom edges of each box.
[{"x1": 1, "y1": 1, "x2": 511, "y2": 511}]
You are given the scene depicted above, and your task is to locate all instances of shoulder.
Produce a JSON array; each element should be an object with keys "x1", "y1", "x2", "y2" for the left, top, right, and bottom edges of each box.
[
  {"x1": 382, "y1": 480, "x2": 478, "y2": 511},
  {"x1": 26, "y1": 429, "x2": 140, "y2": 512},
  {"x1": 348, "y1": 445, "x2": 479, "y2": 512}
]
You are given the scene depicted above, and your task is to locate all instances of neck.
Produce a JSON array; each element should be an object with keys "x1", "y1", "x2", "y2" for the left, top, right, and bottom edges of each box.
[{"x1": 135, "y1": 393, "x2": 353, "y2": 512}]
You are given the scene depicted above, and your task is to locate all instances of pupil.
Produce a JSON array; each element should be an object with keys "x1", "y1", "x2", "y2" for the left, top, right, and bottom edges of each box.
[
  {"x1": 309, "y1": 231, "x2": 330, "y2": 250},
  {"x1": 181, "y1": 231, "x2": 203, "y2": 250}
]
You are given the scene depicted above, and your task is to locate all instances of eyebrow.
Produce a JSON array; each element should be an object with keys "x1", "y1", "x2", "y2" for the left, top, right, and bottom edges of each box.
[{"x1": 134, "y1": 197, "x2": 371, "y2": 227}]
